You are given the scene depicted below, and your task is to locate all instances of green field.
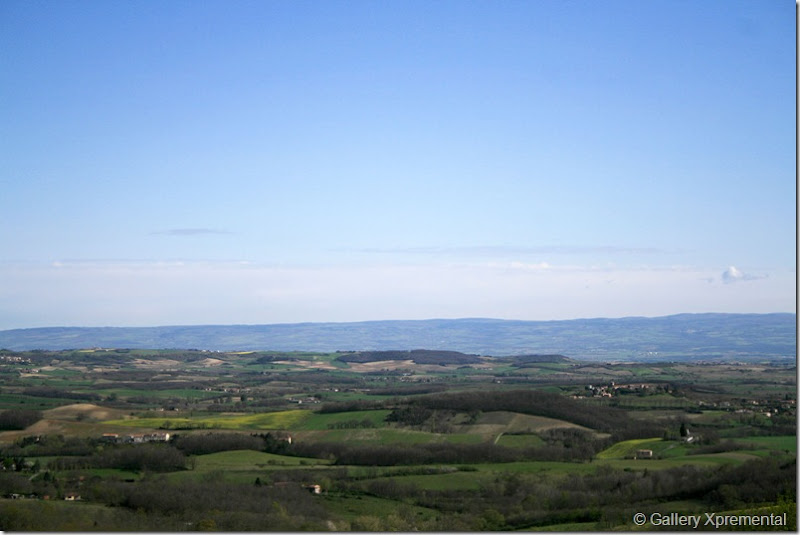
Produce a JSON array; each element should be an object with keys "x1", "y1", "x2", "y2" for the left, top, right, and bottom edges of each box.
[
  {"x1": 0, "y1": 393, "x2": 81, "y2": 410},
  {"x1": 731, "y1": 435, "x2": 796, "y2": 452},
  {"x1": 596, "y1": 437, "x2": 664, "y2": 459},
  {"x1": 296, "y1": 427, "x2": 475, "y2": 445},
  {"x1": 496, "y1": 433, "x2": 546, "y2": 448},
  {"x1": 192, "y1": 449, "x2": 331, "y2": 471},
  {"x1": 291, "y1": 410, "x2": 392, "y2": 430},
  {"x1": 102, "y1": 409, "x2": 312, "y2": 430}
]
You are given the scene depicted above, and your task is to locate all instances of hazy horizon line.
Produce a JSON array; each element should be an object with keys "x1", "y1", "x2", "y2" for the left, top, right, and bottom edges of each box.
[{"x1": 2, "y1": 311, "x2": 795, "y2": 332}]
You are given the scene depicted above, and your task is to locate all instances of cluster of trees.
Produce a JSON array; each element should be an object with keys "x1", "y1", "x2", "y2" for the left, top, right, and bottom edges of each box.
[
  {"x1": 385, "y1": 406, "x2": 433, "y2": 426},
  {"x1": 10, "y1": 434, "x2": 95, "y2": 456},
  {"x1": 172, "y1": 432, "x2": 264, "y2": 455},
  {"x1": 292, "y1": 440, "x2": 511, "y2": 465},
  {"x1": 317, "y1": 399, "x2": 384, "y2": 413},
  {"x1": 46, "y1": 444, "x2": 187, "y2": 472},
  {"x1": 21, "y1": 387, "x2": 101, "y2": 402},
  {"x1": 734, "y1": 411, "x2": 797, "y2": 436},
  {"x1": 170, "y1": 431, "x2": 292, "y2": 456},
  {"x1": 289, "y1": 438, "x2": 605, "y2": 466},
  {"x1": 0, "y1": 409, "x2": 42, "y2": 431},
  {"x1": 704, "y1": 458, "x2": 797, "y2": 509},
  {"x1": 365, "y1": 384, "x2": 446, "y2": 396}
]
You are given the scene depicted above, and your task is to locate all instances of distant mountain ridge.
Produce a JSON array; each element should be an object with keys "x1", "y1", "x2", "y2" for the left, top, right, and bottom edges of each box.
[{"x1": 0, "y1": 313, "x2": 795, "y2": 361}]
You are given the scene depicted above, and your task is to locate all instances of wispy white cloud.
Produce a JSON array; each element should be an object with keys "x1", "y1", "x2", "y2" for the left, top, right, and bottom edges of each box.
[
  {"x1": 506, "y1": 261, "x2": 552, "y2": 270},
  {"x1": 150, "y1": 228, "x2": 233, "y2": 236},
  {"x1": 350, "y1": 245, "x2": 667, "y2": 256}
]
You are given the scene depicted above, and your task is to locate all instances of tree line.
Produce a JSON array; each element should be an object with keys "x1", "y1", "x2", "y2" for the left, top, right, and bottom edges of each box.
[{"x1": 0, "y1": 409, "x2": 42, "y2": 431}]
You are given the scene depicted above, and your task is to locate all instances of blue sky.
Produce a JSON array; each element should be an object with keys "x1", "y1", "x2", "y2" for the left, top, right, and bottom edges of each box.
[{"x1": 0, "y1": 0, "x2": 795, "y2": 329}]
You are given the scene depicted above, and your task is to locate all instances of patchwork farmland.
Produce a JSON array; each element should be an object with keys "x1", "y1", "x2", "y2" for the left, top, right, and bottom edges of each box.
[{"x1": 0, "y1": 347, "x2": 794, "y2": 531}]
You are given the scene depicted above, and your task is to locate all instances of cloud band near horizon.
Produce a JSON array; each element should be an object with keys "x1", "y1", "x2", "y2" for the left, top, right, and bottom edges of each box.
[{"x1": 0, "y1": 260, "x2": 792, "y2": 330}]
